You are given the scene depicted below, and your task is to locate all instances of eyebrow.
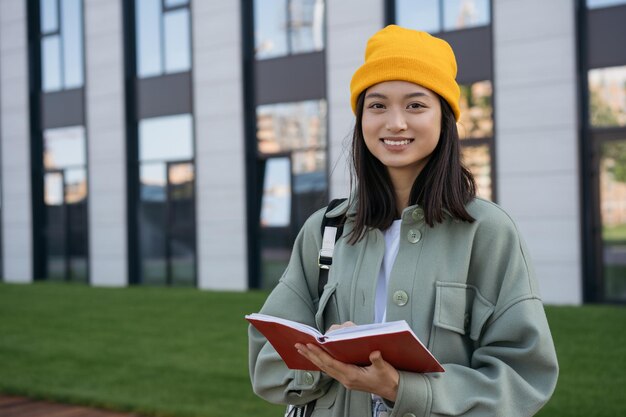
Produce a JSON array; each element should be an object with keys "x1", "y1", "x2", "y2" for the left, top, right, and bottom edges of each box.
[{"x1": 364, "y1": 92, "x2": 430, "y2": 100}]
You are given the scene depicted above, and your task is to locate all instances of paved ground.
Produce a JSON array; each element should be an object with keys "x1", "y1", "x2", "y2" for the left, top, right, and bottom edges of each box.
[{"x1": 0, "y1": 395, "x2": 145, "y2": 417}]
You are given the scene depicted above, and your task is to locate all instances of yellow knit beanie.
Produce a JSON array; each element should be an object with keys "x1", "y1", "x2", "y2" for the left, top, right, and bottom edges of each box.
[{"x1": 350, "y1": 25, "x2": 461, "y2": 120}]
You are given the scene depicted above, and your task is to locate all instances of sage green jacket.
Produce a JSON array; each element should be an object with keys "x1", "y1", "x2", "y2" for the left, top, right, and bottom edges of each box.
[{"x1": 249, "y1": 198, "x2": 558, "y2": 416}]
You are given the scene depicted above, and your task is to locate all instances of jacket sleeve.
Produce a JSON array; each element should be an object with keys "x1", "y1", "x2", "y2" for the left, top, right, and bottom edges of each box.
[
  {"x1": 248, "y1": 209, "x2": 334, "y2": 405},
  {"x1": 389, "y1": 210, "x2": 559, "y2": 417}
]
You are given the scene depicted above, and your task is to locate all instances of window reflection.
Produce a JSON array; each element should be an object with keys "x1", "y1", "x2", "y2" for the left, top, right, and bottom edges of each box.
[
  {"x1": 261, "y1": 157, "x2": 291, "y2": 227},
  {"x1": 254, "y1": 0, "x2": 325, "y2": 59},
  {"x1": 257, "y1": 100, "x2": 327, "y2": 153},
  {"x1": 164, "y1": 9, "x2": 191, "y2": 73},
  {"x1": 136, "y1": 0, "x2": 191, "y2": 78},
  {"x1": 45, "y1": 172, "x2": 64, "y2": 206},
  {"x1": 254, "y1": 0, "x2": 289, "y2": 59},
  {"x1": 396, "y1": 0, "x2": 440, "y2": 33},
  {"x1": 589, "y1": 66, "x2": 626, "y2": 128},
  {"x1": 587, "y1": 0, "x2": 626, "y2": 8},
  {"x1": 461, "y1": 144, "x2": 491, "y2": 201},
  {"x1": 40, "y1": 0, "x2": 84, "y2": 92},
  {"x1": 136, "y1": 0, "x2": 162, "y2": 77},
  {"x1": 443, "y1": 0, "x2": 490, "y2": 31},
  {"x1": 141, "y1": 163, "x2": 167, "y2": 202},
  {"x1": 40, "y1": 0, "x2": 58, "y2": 33},
  {"x1": 42, "y1": 35, "x2": 62, "y2": 91},
  {"x1": 395, "y1": 0, "x2": 490, "y2": 33},
  {"x1": 289, "y1": 0, "x2": 325, "y2": 54},
  {"x1": 138, "y1": 115, "x2": 196, "y2": 286},
  {"x1": 61, "y1": 0, "x2": 84, "y2": 89},
  {"x1": 169, "y1": 163, "x2": 194, "y2": 199},
  {"x1": 165, "y1": 0, "x2": 189, "y2": 7},
  {"x1": 458, "y1": 80, "x2": 493, "y2": 139},
  {"x1": 64, "y1": 168, "x2": 87, "y2": 204},
  {"x1": 44, "y1": 126, "x2": 86, "y2": 169},
  {"x1": 42, "y1": 126, "x2": 88, "y2": 283},
  {"x1": 599, "y1": 140, "x2": 626, "y2": 300},
  {"x1": 139, "y1": 114, "x2": 194, "y2": 162}
]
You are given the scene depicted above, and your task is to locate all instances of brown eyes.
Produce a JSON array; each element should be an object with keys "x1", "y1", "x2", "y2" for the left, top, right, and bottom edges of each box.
[{"x1": 366, "y1": 103, "x2": 425, "y2": 110}]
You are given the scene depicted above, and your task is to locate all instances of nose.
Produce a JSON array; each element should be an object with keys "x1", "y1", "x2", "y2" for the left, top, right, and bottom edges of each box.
[{"x1": 385, "y1": 109, "x2": 407, "y2": 132}]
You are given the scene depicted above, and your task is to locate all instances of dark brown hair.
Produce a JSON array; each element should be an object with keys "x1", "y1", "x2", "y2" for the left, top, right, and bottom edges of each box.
[{"x1": 347, "y1": 91, "x2": 476, "y2": 244}]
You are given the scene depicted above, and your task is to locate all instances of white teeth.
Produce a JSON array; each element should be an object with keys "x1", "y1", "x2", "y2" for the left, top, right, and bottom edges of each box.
[{"x1": 383, "y1": 139, "x2": 411, "y2": 146}]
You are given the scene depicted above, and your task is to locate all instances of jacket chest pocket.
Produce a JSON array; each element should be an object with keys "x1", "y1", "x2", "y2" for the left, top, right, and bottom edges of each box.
[
  {"x1": 315, "y1": 282, "x2": 341, "y2": 333},
  {"x1": 430, "y1": 281, "x2": 494, "y2": 365}
]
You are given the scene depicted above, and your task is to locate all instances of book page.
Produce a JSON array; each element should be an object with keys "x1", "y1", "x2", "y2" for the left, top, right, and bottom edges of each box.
[{"x1": 245, "y1": 313, "x2": 322, "y2": 338}]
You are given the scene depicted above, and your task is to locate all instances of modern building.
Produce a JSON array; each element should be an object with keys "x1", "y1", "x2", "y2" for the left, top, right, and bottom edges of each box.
[{"x1": 1, "y1": 0, "x2": 625, "y2": 304}]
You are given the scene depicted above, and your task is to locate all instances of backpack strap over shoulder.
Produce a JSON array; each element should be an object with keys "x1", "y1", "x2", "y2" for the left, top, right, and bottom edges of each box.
[{"x1": 317, "y1": 198, "x2": 347, "y2": 298}]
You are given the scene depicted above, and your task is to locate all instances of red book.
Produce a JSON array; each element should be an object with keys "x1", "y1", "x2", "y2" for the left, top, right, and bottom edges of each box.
[{"x1": 246, "y1": 313, "x2": 444, "y2": 373}]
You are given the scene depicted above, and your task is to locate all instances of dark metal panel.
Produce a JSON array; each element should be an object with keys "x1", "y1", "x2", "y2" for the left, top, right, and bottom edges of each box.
[
  {"x1": 137, "y1": 72, "x2": 192, "y2": 119},
  {"x1": 242, "y1": 0, "x2": 261, "y2": 289},
  {"x1": 587, "y1": 5, "x2": 626, "y2": 69},
  {"x1": 255, "y1": 51, "x2": 326, "y2": 105},
  {"x1": 438, "y1": 27, "x2": 492, "y2": 84},
  {"x1": 41, "y1": 88, "x2": 85, "y2": 129}
]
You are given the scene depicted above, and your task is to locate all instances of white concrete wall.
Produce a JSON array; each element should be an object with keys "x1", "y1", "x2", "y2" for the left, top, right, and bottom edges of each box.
[
  {"x1": 493, "y1": 0, "x2": 582, "y2": 304},
  {"x1": 0, "y1": 0, "x2": 32, "y2": 283},
  {"x1": 326, "y1": 0, "x2": 384, "y2": 199},
  {"x1": 84, "y1": 0, "x2": 128, "y2": 286},
  {"x1": 192, "y1": 1, "x2": 247, "y2": 290}
]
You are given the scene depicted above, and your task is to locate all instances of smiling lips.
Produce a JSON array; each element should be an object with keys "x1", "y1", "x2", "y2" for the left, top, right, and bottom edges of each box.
[{"x1": 381, "y1": 137, "x2": 414, "y2": 150}]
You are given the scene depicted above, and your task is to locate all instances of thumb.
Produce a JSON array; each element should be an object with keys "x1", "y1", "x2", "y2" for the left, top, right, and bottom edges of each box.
[{"x1": 369, "y1": 350, "x2": 384, "y2": 366}]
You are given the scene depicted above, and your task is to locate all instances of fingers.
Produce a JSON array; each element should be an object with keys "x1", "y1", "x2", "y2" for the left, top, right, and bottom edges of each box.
[
  {"x1": 327, "y1": 321, "x2": 357, "y2": 332},
  {"x1": 295, "y1": 343, "x2": 353, "y2": 376}
]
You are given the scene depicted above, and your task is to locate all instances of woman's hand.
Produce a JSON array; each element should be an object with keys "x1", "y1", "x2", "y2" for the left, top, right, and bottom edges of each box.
[{"x1": 295, "y1": 341, "x2": 399, "y2": 402}]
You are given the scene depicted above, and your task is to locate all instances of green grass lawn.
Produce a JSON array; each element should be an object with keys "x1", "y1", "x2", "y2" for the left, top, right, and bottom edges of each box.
[{"x1": 0, "y1": 282, "x2": 624, "y2": 417}]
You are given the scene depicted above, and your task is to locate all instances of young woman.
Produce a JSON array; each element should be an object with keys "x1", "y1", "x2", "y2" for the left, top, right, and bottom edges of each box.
[{"x1": 249, "y1": 25, "x2": 558, "y2": 417}]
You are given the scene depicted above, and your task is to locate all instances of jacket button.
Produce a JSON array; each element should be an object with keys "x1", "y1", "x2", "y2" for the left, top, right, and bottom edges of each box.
[
  {"x1": 304, "y1": 371, "x2": 314, "y2": 385},
  {"x1": 411, "y1": 208, "x2": 424, "y2": 221},
  {"x1": 407, "y1": 229, "x2": 422, "y2": 243},
  {"x1": 392, "y1": 290, "x2": 409, "y2": 306}
]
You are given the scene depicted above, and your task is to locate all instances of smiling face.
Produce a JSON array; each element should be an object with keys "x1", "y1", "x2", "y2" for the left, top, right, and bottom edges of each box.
[{"x1": 361, "y1": 80, "x2": 442, "y2": 182}]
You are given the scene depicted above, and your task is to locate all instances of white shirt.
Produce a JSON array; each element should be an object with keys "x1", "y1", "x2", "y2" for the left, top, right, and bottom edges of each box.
[{"x1": 374, "y1": 219, "x2": 402, "y2": 323}]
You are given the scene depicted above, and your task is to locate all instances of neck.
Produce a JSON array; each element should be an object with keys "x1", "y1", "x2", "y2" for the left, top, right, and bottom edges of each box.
[{"x1": 388, "y1": 168, "x2": 419, "y2": 215}]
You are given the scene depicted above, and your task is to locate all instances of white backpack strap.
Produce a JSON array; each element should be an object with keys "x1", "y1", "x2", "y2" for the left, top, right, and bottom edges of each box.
[{"x1": 318, "y1": 226, "x2": 338, "y2": 270}]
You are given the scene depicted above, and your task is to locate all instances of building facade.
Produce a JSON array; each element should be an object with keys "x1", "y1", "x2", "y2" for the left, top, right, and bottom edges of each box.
[{"x1": 1, "y1": 0, "x2": 625, "y2": 304}]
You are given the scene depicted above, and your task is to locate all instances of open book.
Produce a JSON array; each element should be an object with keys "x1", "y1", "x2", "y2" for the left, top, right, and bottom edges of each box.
[{"x1": 246, "y1": 313, "x2": 444, "y2": 373}]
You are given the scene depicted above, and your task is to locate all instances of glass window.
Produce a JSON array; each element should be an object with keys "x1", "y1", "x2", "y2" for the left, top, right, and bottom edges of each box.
[
  {"x1": 396, "y1": 0, "x2": 440, "y2": 33},
  {"x1": 136, "y1": 0, "x2": 191, "y2": 78},
  {"x1": 256, "y1": 100, "x2": 327, "y2": 153},
  {"x1": 589, "y1": 66, "x2": 626, "y2": 128},
  {"x1": 41, "y1": 0, "x2": 59, "y2": 33},
  {"x1": 599, "y1": 140, "x2": 626, "y2": 300},
  {"x1": 254, "y1": 0, "x2": 289, "y2": 59},
  {"x1": 254, "y1": 0, "x2": 325, "y2": 59},
  {"x1": 261, "y1": 157, "x2": 292, "y2": 227},
  {"x1": 140, "y1": 163, "x2": 167, "y2": 202},
  {"x1": 443, "y1": 0, "x2": 490, "y2": 31},
  {"x1": 61, "y1": 0, "x2": 84, "y2": 89},
  {"x1": 40, "y1": 0, "x2": 84, "y2": 92},
  {"x1": 458, "y1": 80, "x2": 493, "y2": 139},
  {"x1": 165, "y1": 0, "x2": 189, "y2": 7},
  {"x1": 461, "y1": 144, "x2": 491, "y2": 201},
  {"x1": 587, "y1": 0, "x2": 626, "y2": 8},
  {"x1": 164, "y1": 8, "x2": 191, "y2": 73},
  {"x1": 44, "y1": 126, "x2": 86, "y2": 169},
  {"x1": 42, "y1": 35, "x2": 62, "y2": 92},
  {"x1": 44, "y1": 172, "x2": 64, "y2": 206},
  {"x1": 289, "y1": 0, "x2": 325, "y2": 54},
  {"x1": 139, "y1": 114, "x2": 194, "y2": 162},
  {"x1": 168, "y1": 162, "x2": 195, "y2": 286},
  {"x1": 136, "y1": 0, "x2": 162, "y2": 78},
  {"x1": 64, "y1": 168, "x2": 87, "y2": 204}
]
